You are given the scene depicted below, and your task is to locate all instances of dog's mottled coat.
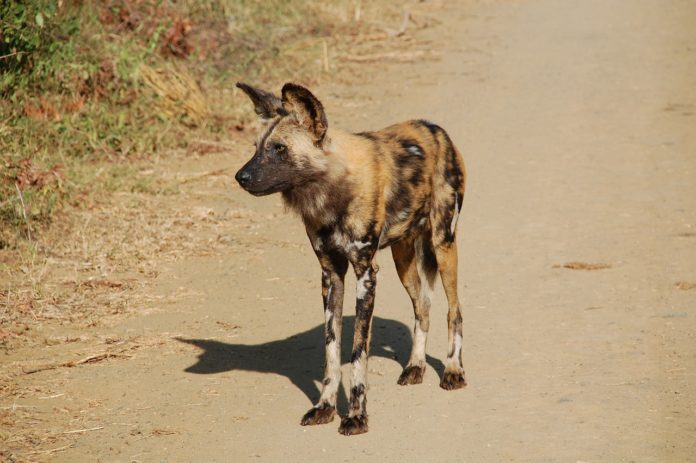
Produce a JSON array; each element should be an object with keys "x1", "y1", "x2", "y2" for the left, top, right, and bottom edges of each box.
[{"x1": 235, "y1": 82, "x2": 467, "y2": 435}]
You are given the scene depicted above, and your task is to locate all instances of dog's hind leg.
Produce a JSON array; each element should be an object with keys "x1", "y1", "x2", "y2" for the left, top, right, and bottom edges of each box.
[
  {"x1": 391, "y1": 234, "x2": 437, "y2": 385},
  {"x1": 433, "y1": 238, "x2": 467, "y2": 390},
  {"x1": 430, "y1": 176, "x2": 467, "y2": 390}
]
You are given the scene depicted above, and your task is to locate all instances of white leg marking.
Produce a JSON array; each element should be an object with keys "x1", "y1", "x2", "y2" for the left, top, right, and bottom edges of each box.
[
  {"x1": 350, "y1": 355, "x2": 367, "y2": 391},
  {"x1": 320, "y1": 339, "x2": 341, "y2": 404},
  {"x1": 326, "y1": 340, "x2": 340, "y2": 366},
  {"x1": 410, "y1": 324, "x2": 427, "y2": 366},
  {"x1": 450, "y1": 192, "x2": 460, "y2": 236},
  {"x1": 454, "y1": 332, "x2": 462, "y2": 356},
  {"x1": 352, "y1": 240, "x2": 371, "y2": 251},
  {"x1": 356, "y1": 271, "x2": 370, "y2": 300},
  {"x1": 414, "y1": 238, "x2": 434, "y2": 301},
  {"x1": 325, "y1": 284, "x2": 333, "y2": 313},
  {"x1": 411, "y1": 238, "x2": 433, "y2": 366},
  {"x1": 446, "y1": 332, "x2": 463, "y2": 369}
]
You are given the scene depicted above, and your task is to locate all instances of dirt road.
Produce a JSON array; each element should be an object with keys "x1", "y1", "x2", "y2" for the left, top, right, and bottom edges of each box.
[{"x1": 7, "y1": 0, "x2": 696, "y2": 461}]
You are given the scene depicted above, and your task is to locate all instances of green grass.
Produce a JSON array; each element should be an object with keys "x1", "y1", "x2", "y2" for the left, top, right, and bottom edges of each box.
[{"x1": 0, "y1": 0, "x2": 403, "y2": 248}]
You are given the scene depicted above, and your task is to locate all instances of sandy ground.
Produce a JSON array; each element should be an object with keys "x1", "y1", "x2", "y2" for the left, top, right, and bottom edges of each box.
[{"x1": 4, "y1": 0, "x2": 696, "y2": 461}]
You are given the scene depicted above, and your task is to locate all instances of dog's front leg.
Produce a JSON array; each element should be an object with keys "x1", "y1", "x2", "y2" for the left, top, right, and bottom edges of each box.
[
  {"x1": 339, "y1": 257, "x2": 378, "y2": 436},
  {"x1": 301, "y1": 250, "x2": 348, "y2": 426}
]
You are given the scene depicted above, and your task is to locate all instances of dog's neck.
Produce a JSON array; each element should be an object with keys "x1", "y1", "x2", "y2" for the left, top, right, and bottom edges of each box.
[
  {"x1": 281, "y1": 181, "x2": 348, "y2": 230},
  {"x1": 282, "y1": 133, "x2": 354, "y2": 230}
]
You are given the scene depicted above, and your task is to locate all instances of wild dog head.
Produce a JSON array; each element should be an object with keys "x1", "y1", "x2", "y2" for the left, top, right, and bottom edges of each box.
[{"x1": 235, "y1": 82, "x2": 329, "y2": 196}]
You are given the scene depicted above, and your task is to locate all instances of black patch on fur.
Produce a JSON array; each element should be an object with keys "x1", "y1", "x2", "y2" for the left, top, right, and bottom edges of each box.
[
  {"x1": 395, "y1": 139, "x2": 425, "y2": 171},
  {"x1": 257, "y1": 118, "x2": 281, "y2": 154},
  {"x1": 364, "y1": 220, "x2": 379, "y2": 242},
  {"x1": 395, "y1": 154, "x2": 412, "y2": 169},
  {"x1": 350, "y1": 345, "x2": 363, "y2": 364},
  {"x1": 409, "y1": 166, "x2": 423, "y2": 185},
  {"x1": 325, "y1": 314, "x2": 335, "y2": 345},
  {"x1": 434, "y1": 198, "x2": 456, "y2": 245},
  {"x1": 236, "y1": 82, "x2": 286, "y2": 119},
  {"x1": 417, "y1": 119, "x2": 443, "y2": 151},
  {"x1": 316, "y1": 228, "x2": 350, "y2": 276},
  {"x1": 316, "y1": 238, "x2": 347, "y2": 348},
  {"x1": 321, "y1": 272, "x2": 331, "y2": 290},
  {"x1": 386, "y1": 182, "x2": 413, "y2": 219},
  {"x1": 387, "y1": 139, "x2": 426, "y2": 226},
  {"x1": 351, "y1": 318, "x2": 372, "y2": 363},
  {"x1": 422, "y1": 237, "x2": 439, "y2": 279},
  {"x1": 417, "y1": 119, "x2": 442, "y2": 136},
  {"x1": 351, "y1": 266, "x2": 376, "y2": 363},
  {"x1": 282, "y1": 83, "x2": 327, "y2": 144},
  {"x1": 356, "y1": 131, "x2": 378, "y2": 142},
  {"x1": 443, "y1": 132, "x2": 464, "y2": 194},
  {"x1": 437, "y1": 191, "x2": 461, "y2": 244},
  {"x1": 407, "y1": 202, "x2": 429, "y2": 235},
  {"x1": 349, "y1": 384, "x2": 366, "y2": 411}
]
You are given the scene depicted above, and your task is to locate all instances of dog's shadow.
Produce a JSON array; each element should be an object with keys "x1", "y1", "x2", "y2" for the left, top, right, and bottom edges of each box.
[{"x1": 177, "y1": 316, "x2": 444, "y2": 413}]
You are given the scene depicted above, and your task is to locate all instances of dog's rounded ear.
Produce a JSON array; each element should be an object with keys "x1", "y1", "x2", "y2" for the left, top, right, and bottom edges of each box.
[
  {"x1": 236, "y1": 82, "x2": 285, "y2": 120},
  {"x1": 281, "y1": 83, "x2": 328, "y2": 145}
]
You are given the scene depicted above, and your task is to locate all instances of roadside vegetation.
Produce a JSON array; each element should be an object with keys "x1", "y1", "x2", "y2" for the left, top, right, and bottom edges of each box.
[
  {"x1": 0, "y1": 0, "x2": 437, "y2": 345},
  {"x1": 1, "y1": 0, "x2": 405, "y2": 246},
  {"x1": 1, "y1": 1, "x2": 443, "y2": 457}
]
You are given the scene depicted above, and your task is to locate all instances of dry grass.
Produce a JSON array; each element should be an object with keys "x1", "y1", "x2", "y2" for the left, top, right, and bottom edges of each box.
[
  {"x1": 0, "y1": 391, "x2": 99, "y2": 462},
  {"x1": 0, "y1": 333, "x2": 184, "y2": 460},
  {"x1": 0, "y1": 149, "x2": 255, "y2": 351},
  {"x1": 1, "y1": 0, "x2": 440, "y2": 247},
  {"x1": 674, "y1": 281, "x2": 696, "y2": 291},
  {"x1": 139, "y1": 64, "x2": 210, "y2": 126}
]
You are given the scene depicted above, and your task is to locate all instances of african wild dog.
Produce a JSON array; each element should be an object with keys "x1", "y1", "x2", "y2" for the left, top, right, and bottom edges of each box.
[{"x1": 235, "y1": 82, "x2": 467, "y2": 436}]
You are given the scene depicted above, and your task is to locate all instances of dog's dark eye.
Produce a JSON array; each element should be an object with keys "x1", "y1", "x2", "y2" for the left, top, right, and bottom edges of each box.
[{"x1": 274, "y1": 143, "x2": 287, "y2": 153}]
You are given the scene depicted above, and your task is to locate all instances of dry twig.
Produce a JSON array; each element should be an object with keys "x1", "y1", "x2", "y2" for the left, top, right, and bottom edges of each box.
[
  {"x1": 343, "y1": 50, "x2": 429, "y2": 63},
  {"x1": 63, "y1": 426, "x2": 104, "y2": 435},
  {"x1": 553, "y1": 262, "x2": 612, "y2": 271},
  {"x1": 22, "y1": 352, "x2": 134, "y2": 375},
  {"x1": 387, "y1": 10, "x2": 411, "y2": 37},
  {"x1": 25, "y1": 444, "x2": 73, "y2": 455},
  {"x1": 14, "y1": 183, "x2": 32, "y2": 241}
]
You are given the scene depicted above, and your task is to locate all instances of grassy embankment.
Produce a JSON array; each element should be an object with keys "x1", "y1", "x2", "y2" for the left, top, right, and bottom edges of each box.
[
  {"x1": 1, "y1": 1, "x2": 440, "y2": 457},
  {"x1": 0, "y1": 0, "x2": 433, "y2": 347}
]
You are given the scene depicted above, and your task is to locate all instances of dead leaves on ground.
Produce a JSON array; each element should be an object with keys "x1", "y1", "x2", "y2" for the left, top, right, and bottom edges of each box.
[{"x1": 674, "y1": 281, "x2": 696, "y2": 291}]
